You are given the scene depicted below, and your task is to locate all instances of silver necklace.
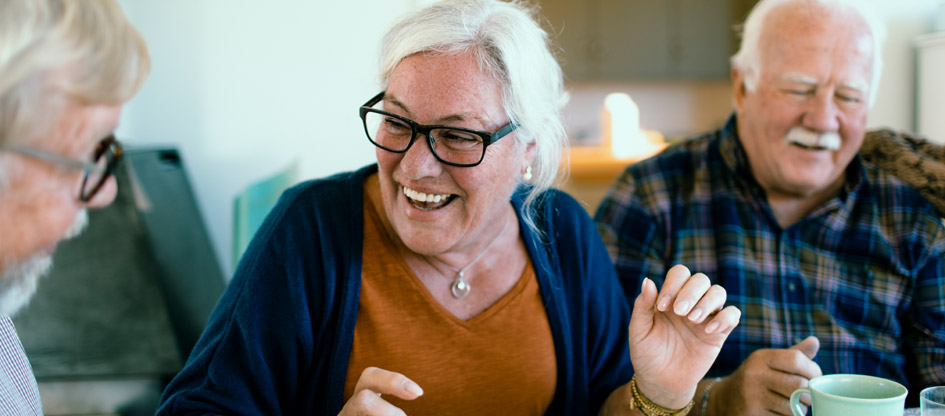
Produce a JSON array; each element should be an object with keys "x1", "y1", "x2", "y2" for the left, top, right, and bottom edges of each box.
[{"x1": 425, "y1": 215, "x2": 511, "y2": 299}]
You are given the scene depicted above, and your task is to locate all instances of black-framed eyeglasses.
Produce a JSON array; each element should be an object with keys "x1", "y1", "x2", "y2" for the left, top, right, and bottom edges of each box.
[
  {"x1": 4, "y1": 135, "x2": 123, "y2": 202},
  {"x1": 359, "y1": 91, "x2": 518, "y2": 167}
]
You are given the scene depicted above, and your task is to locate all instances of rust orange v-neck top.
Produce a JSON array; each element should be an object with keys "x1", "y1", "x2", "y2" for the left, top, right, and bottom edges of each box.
[{"x1": 342, "y1": 196, "x2": 557, "y2": 415}]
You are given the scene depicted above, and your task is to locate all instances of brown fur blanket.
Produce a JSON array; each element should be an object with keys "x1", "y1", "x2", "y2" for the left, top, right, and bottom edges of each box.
[{"x1": 860, "y1": 129, "x2": 945, "y2": 216}]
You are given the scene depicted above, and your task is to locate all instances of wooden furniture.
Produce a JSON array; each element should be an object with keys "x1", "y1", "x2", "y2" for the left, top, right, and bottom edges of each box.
[
  {"x1": 538, "y1": 0, "x2": 756, "y2": 81},
  {"x1": 559, "y1": 131, "x2": 667, "y2": 214}
]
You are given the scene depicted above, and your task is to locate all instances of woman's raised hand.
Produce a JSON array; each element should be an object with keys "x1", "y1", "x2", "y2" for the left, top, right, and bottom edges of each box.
[
  {"x1": 627, "y1": 264, "x2": 741, "y2": 409},
  {"x1": 339, "y1": 367, "x2": 423, "y2": 416}
]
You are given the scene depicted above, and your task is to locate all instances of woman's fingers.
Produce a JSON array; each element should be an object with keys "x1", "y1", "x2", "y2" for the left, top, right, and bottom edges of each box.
[
  {"x1": 654, "y1": 264, "x2": 741, "y2": 334},
  {"x1": 685, "y1": 284, "x2": 726, "y2": 324},
  {"x1": 344, "y1": 389, "x2": 410, "y2": 416},
  {"x1": 655, "y1": 264, "x2": 694, "y2": 312},
  {"x1": 633, "y1": 277, "x2": 659, "y2": 313},
  {"x1": 354, "y1": 367, "x2": 424, "y2": 401},
  {"x1": 341, "y1": 367, "x2": 422, "y2": 416},
  {"x1": 704, "y1": 305, "x2": 741, "y2": 335},
  {"x1": 671, "y1": 273, "x2": 712, "y2": 317},
  {"x1": 656, "y1": 265, "x2": 716, "y2": 319}
]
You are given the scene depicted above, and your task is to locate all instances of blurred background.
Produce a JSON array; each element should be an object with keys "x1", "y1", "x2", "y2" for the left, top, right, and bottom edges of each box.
[
  {"x1": 12, "y1": 0, "x2": 945, "y2": 414},
  {"x1": 116, "y1": 0, "x2": 945, "y2": 277}
]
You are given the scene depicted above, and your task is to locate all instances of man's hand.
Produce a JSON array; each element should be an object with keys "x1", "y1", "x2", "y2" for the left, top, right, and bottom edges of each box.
[
  {"x1": 710, "y1": 336, "x2": 822, "y2": 416},
  {"x1": 627, "y1": 264, "x2": 742, "y2": 410},
  {"x1": 338, "y1": 367, "x2": 423, "y2": 416}
]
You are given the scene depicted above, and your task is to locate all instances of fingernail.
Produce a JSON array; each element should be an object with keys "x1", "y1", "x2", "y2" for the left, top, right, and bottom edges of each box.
[
  {"x1": 705, "y1": 321, "x2": 720, "y2": 333},
  {"x1": 405, "y1": 380, "x2": 424, "y2": 396},
  {"x1": 689, "y1": 308, "x2": 703, "y2": 322},
  {"x1": 674, "y1": 301, "x2": 690, "y2": 315},
  {"x1": 658, "y1": 297, "x2": 669, "y2": 311}
]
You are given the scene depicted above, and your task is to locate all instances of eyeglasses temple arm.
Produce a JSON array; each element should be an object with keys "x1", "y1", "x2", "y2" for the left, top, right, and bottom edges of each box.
[{"x1": 8, "y1": 145, "x2": 106, "y2": 174}]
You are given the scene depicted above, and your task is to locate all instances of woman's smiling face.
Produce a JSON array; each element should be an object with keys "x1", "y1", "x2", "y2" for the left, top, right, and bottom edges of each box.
[{"x1": 375, "y1": 50, "x2": 531, "y2": 256}]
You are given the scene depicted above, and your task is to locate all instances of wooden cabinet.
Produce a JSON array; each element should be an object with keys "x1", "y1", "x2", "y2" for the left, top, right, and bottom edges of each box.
[
  {"x1": 559, "y1": 132, "x2": 667, "y2": 214},
  {"x1": 539, "y1": 0, "x2": 756, "y2": 80}
]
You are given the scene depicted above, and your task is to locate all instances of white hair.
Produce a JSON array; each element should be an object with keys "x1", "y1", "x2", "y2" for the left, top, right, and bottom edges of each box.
[
  {"x1": 0, "y1": 0, "x2": 150, "y2": 148},
  {"x1": 0, "y1": 254, "x2": 51, "y2": 317},
  {"x1": 378, "y1": 0, "x2": 569, "y2": 233},
  {"x1": 730, "y1": 0, "x2": 886, "y2": 107}
]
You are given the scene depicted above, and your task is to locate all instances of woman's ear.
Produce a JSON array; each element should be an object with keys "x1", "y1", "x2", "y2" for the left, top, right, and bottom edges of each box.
[{"x1": 523, "y1": 139, "x2": 537, "y2": 167}]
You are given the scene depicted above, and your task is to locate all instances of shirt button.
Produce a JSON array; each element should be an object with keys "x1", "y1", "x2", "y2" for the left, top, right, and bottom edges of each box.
[{"x1": 788, "y1": 283, "x2": 796, "y2": 291}]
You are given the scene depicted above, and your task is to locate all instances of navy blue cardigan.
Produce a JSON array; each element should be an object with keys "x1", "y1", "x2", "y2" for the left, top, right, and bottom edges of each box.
[{"x1": 157, "y1": 165, "x2": 633, "y2": 415}]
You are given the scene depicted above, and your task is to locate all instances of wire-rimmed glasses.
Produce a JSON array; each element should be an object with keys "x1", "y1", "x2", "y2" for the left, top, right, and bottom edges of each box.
[
  {"x1": 4, "y1": 135, "x2": 123, "y2": 202},
  {"x1": 359, "y1": 91, "x2": 517, "y2": 167}
]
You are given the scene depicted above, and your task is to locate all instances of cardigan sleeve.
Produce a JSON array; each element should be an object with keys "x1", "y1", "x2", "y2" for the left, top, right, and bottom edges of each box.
[
  {"x1": 155, "y1": 190, "x2": 316, "y2": 415},
  {"x1": 156, "y1": 170, "x2": 367, "y2": 415},
  {"x1": 546, "y1": 190, "x2": 635, "y2": 414}
]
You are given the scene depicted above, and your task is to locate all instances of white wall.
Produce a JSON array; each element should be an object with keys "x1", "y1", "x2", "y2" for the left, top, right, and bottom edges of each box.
[
  {"x1": 866, "y1": 0, "x2": 945, "y2": 130},
  {"x1": 116, "y1": 1, "x2": 419, "y2": 276},
  {"x1": 115, "y1": 0, "x2": 945, "y2": 278}
]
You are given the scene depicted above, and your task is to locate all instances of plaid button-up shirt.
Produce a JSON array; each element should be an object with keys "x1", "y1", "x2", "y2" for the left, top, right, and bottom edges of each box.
[{"x1": 595, "y1": 115, "x2": 945, "y2": 394}]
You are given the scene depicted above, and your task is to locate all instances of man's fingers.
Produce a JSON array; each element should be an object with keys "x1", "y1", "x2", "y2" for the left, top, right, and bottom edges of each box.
[
  {"x1": 797, "y1": 392, "x2": 812, "y2": 407},
  {"x1": 765, "y1": 377, "x2": 813, "y2": 415},
  {"x1": 789, "y1": 336, "x2": 820, "y2": 360},
  {"x1": 765, "y1": 371, "x2": 814, "y2": 404},
  {"x1": 654, "y1": 264, "x2": 693, "y2": 312},
  {"x1": 763, "y1": 347, "x2": 823, "y2": 381},
  {"x1": 354, "y1": 367, "x2": 424, "y2": 401},
  {"x1": 761, "y1": 387, "x2": 799, "y2": 416},
  {"x1": 749, "y1": 366, "x2": 813, "y2": 415}
]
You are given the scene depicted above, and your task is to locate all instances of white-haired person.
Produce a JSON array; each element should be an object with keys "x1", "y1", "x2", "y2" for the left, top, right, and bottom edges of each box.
[
  {"x1": 156, "y1": 0, "x2": 740, "y2": 415},
  {"x1": 0, "y1": 0, "x2": 149, "y2": 413},
  {"x1": 596, "y1": 0, "x2": 945, "y2": 414}
]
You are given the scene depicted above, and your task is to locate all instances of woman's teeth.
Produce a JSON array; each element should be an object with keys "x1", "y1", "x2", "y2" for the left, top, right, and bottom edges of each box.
[
  {"x1": 403, "y1": 187, "x2": 447, "y2": 202},
  {"x1": 403, "y1": 186, "x2": 452, "y2": 210}
]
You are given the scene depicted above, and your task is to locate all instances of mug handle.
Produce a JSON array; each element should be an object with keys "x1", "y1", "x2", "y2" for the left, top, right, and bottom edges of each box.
[{"x1": 789, "y1": 388, "x2": 810, "y2": 416}]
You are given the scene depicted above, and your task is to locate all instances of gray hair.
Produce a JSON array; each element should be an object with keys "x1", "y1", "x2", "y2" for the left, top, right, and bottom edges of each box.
[
  {"x1": 378, "y1": 0, "x2": 569, "y2": 233},
  {"x1": 0, "y1": 0, "x2": 150, "y2": 149},
  {"x1": 730, "y1": 0, "x2": 886, "y2": 107}
]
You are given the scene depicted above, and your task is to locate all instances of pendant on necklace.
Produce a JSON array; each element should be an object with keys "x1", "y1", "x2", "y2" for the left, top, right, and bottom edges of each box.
[{"x1": 451, "y1": 270, "x2": 471, "y2": 299}]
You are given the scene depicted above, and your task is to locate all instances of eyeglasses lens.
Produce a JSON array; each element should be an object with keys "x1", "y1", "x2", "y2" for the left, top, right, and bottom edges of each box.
[
  {"x1": 362, "y1": 110, "x2": 485, "y2": 166},
  {"x1": 79, "y1": 138, "x2": 121, "y2": 202}
]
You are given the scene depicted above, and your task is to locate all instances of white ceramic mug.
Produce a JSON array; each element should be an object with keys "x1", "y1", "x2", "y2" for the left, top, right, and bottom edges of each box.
[{"x1": 790, "y1": 374, "x2": 907, "y2": 416}]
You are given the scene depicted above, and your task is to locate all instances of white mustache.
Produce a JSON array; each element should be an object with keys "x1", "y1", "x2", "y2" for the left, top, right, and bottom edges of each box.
[{"x1": 785, "y1": 127, "x2": 841, "y2": 151}]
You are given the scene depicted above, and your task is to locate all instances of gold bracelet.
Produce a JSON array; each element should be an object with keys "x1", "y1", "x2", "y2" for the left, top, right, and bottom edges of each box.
[{"x1": 628, "y1": 375, "x2": 695, "y2": 416}]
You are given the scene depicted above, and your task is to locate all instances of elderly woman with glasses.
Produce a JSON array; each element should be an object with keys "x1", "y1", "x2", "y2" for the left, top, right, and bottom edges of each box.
[
  {"x1": 158, "y1": 1, "x2": 740, "y2": 415},
  {"x1": 0, "y1": 0, "x2": 149, "y2": 412}
]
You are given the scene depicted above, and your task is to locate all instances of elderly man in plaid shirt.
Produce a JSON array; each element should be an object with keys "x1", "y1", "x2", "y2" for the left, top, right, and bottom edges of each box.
[
  {"x1": 596, "y1": 0, "x2": 945, "y2": 415},
  {"x1": 0, "y1": 1, "x2": 149, "y2": 413}
]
